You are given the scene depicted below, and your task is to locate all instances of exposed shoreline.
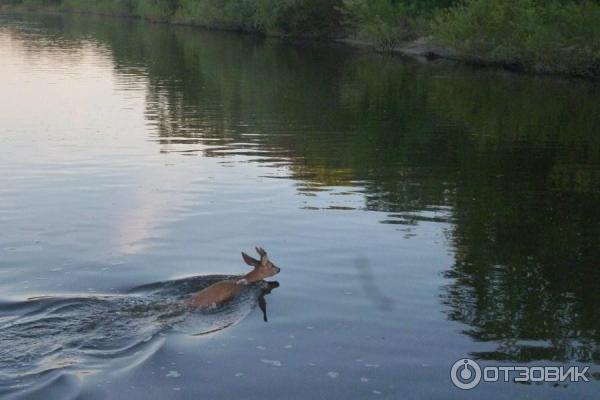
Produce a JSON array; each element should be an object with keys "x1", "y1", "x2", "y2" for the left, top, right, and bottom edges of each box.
[
  {"x1": 336, "y1": 36, "x2": 458, "y2": 62},
  {"x1": 337, "y1": 36, "x2": 600, "y2": 82}
]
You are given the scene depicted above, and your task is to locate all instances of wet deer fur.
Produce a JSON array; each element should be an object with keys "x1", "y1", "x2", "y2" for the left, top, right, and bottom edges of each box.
[{"x1": 186, "y1": 247, "x2": 280, "y2": 309}]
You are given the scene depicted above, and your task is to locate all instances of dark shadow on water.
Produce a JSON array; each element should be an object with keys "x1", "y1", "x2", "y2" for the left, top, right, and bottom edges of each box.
[{"x1": 355, "y1": 258, "x2": 393, "y2": 312}]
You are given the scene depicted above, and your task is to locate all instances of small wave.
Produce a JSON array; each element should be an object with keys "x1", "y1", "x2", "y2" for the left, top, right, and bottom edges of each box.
[{"x1": 0, "y1": 275, "x2": 275, "y2": 397}]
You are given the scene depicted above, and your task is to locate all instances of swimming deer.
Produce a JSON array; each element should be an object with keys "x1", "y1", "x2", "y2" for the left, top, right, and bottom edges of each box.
[{"x1": 186, "y1": 247, "x2": 281, "y2": 310}]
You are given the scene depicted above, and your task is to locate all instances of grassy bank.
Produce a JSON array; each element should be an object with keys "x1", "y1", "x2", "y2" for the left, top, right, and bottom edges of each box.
[{"x1": 2, "y1": 0, "x2": 600, "y2": 78}]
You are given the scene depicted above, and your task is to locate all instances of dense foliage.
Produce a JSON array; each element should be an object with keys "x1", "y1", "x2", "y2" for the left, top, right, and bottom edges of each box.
[
  {"x1": 3, "y1": 0, "x2": 344, "y2": 36},
  {"x1": 2, "y1": 0, "x2": 600, "y2": 77},
  {"x1": 433, "y1": 0, "x2": 600, "y2": 77}
]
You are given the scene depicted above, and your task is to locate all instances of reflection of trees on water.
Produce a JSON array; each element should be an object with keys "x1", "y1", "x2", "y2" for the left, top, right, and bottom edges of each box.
[
  {"x1": 10, "y1": 14, "x2": 600, "y2": 363},
  {"x1": 445, "y1": 169, "x2": 600, "y2": 363}
]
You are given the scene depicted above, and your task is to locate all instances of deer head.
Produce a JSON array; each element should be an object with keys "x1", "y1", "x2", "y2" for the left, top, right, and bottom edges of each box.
[{"x1": 241, "y1": 247, "x2": 281, "y2": 283}]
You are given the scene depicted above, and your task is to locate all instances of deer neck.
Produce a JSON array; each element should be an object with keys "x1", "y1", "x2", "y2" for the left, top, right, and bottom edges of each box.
[{"x1": 240, "y1": 269, "x2": 262, "y2": 284}]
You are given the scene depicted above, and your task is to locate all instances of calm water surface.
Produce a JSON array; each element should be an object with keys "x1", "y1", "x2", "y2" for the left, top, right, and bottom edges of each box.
[{"x1": 0, "y1": 12, "x2": 599, "y2": 400}]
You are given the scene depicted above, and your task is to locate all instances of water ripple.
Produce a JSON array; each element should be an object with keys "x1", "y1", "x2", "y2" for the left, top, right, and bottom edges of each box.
[{"x1": 0, "y1": 275, "x2": 272, "y2": 397}]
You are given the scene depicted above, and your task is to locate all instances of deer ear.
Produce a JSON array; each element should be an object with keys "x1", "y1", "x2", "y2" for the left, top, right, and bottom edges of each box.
[{"x1": 242, "y1": 252, "x2": 260, "y2": 267}]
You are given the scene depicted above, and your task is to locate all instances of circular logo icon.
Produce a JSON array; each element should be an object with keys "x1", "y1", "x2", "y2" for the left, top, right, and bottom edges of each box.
[{"x1": 451, "y1": 358, "x2": 481, "y2": 390}]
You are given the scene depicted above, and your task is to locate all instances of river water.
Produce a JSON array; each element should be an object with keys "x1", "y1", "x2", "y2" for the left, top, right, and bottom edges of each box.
[{"x1": 0, "y1": 12, "x2": 599, "y2": 400}]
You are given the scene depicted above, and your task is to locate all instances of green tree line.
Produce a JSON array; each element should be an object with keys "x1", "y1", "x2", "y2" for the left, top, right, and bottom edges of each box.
[{"x1": 2, "y1": 0, "x2": 599, "y2": 77}]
